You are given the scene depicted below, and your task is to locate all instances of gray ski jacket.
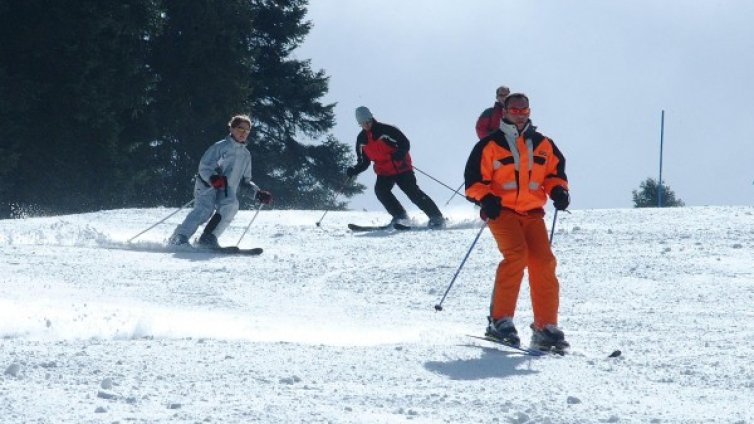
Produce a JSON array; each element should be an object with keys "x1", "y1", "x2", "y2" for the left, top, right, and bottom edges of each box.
[{"x1": 197, "y1": 135, "x2": 258, "y2": 192}]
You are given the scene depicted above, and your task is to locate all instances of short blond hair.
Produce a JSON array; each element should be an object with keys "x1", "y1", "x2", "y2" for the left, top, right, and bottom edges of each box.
[{"x1": 228, "y1": 114, "x2": 251, "y2": 128}]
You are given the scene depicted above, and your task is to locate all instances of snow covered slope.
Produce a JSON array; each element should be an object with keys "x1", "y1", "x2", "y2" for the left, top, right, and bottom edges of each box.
[{"x1": 1, "y1": 206, "x2": 752, "y2": 423}]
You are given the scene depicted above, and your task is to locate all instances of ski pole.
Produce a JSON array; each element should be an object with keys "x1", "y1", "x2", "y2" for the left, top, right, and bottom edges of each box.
[
  {"x1": 127, "y1": 197, "x2": 197, "y2": 243},
  {"x1": 128, "y1": 186, "x2": 215, "y2": 243},
  {"x1": 434, "y1": 222, "x2": 488, "y2": 312},
  {"x1": 315, "y1": 210, "x2": 330, "y2": 227},
  {"x1": 549, "y1": 209, "x2": 558, "y2": 245},
  {"x1": 412, "y1": 166, "x2": 458, "y2": 194},
  {"x1": 315, "y1": 176, "x2": 353, "y2": 227},
  {"x1": 444, "y1": 181, "x2": 466, "y2": 206},
  {"x1": 236, "y1": 201, "x2": 264, "y2": 246}
]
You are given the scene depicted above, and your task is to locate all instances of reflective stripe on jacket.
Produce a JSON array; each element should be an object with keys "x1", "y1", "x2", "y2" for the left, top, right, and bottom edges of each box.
[{"x1": 464, "y1": 120, "x2": 567, "y2": 214}]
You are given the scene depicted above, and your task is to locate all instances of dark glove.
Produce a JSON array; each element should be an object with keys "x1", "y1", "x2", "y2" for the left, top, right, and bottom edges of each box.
[
  {"x1": 550, "y1": 186, "x2": 570, "y2": 211},
  {"x1": 391, "y1": 150, "x2": 406, "y2": 161},
  {"x1": 255, "y1": 190, "x2": 273, "y2": 205},
  {"x1": 346, "y1": 166, "x2": 359, "y2": 178},
  {"x1": 209, "y1": 175, "x2": 226, "y2": 189},
  {"x1": 479, "y1": 194, "x2": 502, "y2": 221}
]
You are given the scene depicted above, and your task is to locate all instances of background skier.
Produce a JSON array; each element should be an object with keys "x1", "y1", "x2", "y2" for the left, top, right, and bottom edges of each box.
[
  {"x1": 346, "y1": 106, "x2": 445, "y2": 228},
  {"x1": 475, "y1": 85, "x2": 510, "y2": 139},
  {"x1": 169, "y1": 114, "x2": 272, "y2": 248}
]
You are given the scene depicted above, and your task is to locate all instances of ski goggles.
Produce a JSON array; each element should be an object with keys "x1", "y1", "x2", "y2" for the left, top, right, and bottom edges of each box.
[{"x1": 507, "y1": 107, "x2": 530, "y2": 115}]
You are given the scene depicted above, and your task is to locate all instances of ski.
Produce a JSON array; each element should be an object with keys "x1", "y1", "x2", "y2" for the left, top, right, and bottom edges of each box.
[
  {"x1": 347, "y1": 223, "x2": 412, "y2": 232},
  {"x1": 466, "y1": 335, "x2": 548, "y2": 356},
  {"x1": 348, "y1": 223, "x2": 391, "y2": 232},
  {"x1": 468, "y1": 335, "x2": 621, "y2": 358},
  {"x1": 170, "y1": 245, "x2": 263, "y2": 255},
  {"x1": 210, "y1": 246, "x2": 263, "y2": 255}
]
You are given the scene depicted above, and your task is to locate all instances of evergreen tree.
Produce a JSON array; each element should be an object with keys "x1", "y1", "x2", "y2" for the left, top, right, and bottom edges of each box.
[
  {"x1": 143, "y1": 0, "x2": 360, "y2": 209},
  {"x1": 632, "y1": 177, "x2": 685, "y2": 208},
  {"x1": 0, "y1": 0, "x2": 361, "y2": 217},
  {"x1": 0, "y1": 0, "x2": 163, "y2": 217},
  {"x1": 142, "y1": 0, "x2": 254, "y2": 205},
  {"x1": 244, "y1": 0, "x2": 360, "y2": 208}
]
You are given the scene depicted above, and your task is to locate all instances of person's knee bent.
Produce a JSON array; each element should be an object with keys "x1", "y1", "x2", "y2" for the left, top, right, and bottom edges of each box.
[{"x1": 218, "y1": 201, "x2": 239, "y2": 221}]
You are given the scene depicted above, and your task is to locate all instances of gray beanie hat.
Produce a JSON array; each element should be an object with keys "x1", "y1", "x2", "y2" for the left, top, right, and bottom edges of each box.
[{"x1": 355, "y1": 106, "x2": 373, "y2": 125}]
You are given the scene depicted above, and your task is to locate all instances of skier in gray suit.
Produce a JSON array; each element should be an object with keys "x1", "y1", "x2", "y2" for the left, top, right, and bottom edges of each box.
[{"x1": 168, "y1": 114, "x2": 272, "y2": 248}]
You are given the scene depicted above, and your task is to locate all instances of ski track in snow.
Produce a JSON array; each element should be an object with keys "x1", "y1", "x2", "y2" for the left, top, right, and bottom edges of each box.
[{"x1": 1, "y1": 206, "x2": 753, "y2": 423}]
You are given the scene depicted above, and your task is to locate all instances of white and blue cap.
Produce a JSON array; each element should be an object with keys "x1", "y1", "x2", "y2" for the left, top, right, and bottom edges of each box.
[{"x1": 355, "y1": 106, "x2": 373, "y2": 125}]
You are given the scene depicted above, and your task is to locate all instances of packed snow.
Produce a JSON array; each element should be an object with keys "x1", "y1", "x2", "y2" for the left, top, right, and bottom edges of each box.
[{"x1": 1, "y1": 204, "x2": 753, "y2": 423}]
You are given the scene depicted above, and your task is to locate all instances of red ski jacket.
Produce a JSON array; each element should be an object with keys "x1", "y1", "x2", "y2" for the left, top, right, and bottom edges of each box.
[
  {"x1": 475, "y1": 102, "x2": 504, "y2": 139},
  {"x1": 351, "y1": 120, "x2": 413, "y2": 176}
]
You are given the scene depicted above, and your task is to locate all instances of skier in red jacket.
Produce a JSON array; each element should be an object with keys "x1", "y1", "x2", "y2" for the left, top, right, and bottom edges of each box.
[
  {"x1": 475, "y1": 85, "x2": 510, "y2": 139},
  {"x1": 346, "y1": 106, "x2": 445, "y2": 228}
]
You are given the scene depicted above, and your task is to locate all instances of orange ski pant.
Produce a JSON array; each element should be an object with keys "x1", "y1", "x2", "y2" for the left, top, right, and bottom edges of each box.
[{"x1": 487, "y1": 210, "x2": 559, "y2": 329}]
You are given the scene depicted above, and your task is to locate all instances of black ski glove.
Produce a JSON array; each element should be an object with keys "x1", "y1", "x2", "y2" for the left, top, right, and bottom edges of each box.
[
  {"x1": 480, "y1": 194, "x2": 502, "y2": 220},
  {"x1": 256, "y1": 190, "x2": 273, "y2": 205},
  {"x1": 346, "y1": 166, "x2": 360, "y2": 178},
  {"x1": 550, "y1": 186, "x2": 570, "y2": 211},
  {"x1": 391, "y1": 150, "x2": 406, "y2": 161}
]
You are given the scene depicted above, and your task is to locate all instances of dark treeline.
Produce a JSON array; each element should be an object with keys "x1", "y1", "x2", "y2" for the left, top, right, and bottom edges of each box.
[{"x1": 0, "y1": 0, "x2": 363, "y2": 218}]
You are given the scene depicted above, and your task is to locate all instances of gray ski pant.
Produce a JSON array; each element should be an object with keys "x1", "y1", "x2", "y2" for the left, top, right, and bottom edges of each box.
[{"x1": 174, "y1": 180, "x2": 239, "y2": 240}]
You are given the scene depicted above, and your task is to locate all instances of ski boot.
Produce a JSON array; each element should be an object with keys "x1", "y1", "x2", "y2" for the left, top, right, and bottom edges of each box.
[
  {"x1": 168, "y1": 233, "x2": 189, "y2": 246},
  {"x1": 485, "y1": 317, "x2": 520, "y2": 347},
  {"x1": 530, "y1": 324, "x2": 570, "y2": 355},
  {"x1": 427, "y1": 215, "x2": 446, "y2": 229},
  {"x1": 389, "y1": 213, "x2": 410, "y2": 228},
  {"x1": 197, "y1": 233, "x2": 220, "y2": 249}
]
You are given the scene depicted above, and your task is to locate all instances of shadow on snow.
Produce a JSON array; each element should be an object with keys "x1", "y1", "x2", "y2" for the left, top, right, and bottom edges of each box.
[{"x1": 424, "y1": 345, "x2": 539, "y2": 380}]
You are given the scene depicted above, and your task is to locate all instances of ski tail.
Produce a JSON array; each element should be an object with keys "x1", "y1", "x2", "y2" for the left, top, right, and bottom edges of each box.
[{"x1": 348, "y1": 223, "x2": 391, "y2": 232}]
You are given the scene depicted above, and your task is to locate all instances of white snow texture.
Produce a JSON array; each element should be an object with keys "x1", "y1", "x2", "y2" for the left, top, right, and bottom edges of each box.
[{"x1": 1, "y1": 206, "x2": 752, "y2": 423}]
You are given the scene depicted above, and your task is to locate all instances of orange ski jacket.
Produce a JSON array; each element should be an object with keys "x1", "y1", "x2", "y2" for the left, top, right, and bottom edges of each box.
[{"x1": 464, "y1": 120, "x2": 567, "y2": 214}]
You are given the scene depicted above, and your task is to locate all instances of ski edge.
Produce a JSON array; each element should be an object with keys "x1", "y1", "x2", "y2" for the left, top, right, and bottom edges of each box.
[
  {"x1": 213, "y1": 246, "x2": 264, "y2": 255},
  {"x1": 173, "y1": 245, "x2": 263, "y2": 255},
  {"x1": 347, "y1": 223, "x2": 391, "y2": 232},
  {"x1": 347, "y1": 223, "x2": 413, "y2": 232},
  {"x1": 466, "y1": 334, "x2": 547, "y2": 356}
]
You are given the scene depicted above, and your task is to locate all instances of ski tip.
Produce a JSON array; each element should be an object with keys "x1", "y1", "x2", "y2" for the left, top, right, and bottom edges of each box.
[{"x1": 348, "y1": 223, "x2": 391, "y2": 232}]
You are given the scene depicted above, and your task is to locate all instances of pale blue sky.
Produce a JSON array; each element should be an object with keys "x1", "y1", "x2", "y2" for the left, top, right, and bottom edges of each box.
[{"x1": 297, "y1": 0, "x2": 754, "y2": 211}]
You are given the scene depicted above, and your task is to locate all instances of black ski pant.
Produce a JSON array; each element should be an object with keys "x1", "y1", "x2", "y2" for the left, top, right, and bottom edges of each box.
[{"x1": 374, "y1": 171, "x2": 443, "y2": 219}]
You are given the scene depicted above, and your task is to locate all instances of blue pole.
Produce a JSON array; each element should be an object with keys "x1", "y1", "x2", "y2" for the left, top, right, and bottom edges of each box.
[
  {"x1": 658, "y1": 110, "x2": 665, "y2": 207},
  {"x1": 434, "y1": 223, "x2": 487, "y2": 311}
]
